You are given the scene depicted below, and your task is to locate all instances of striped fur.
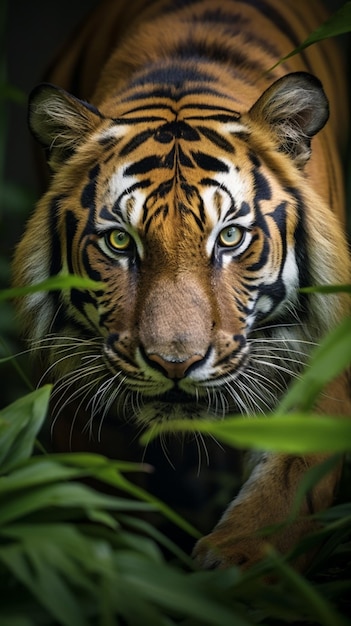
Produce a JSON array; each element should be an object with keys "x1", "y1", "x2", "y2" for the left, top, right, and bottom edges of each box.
[{"x1": 13, "y1": 0, "x2": 350, "y2": 570}]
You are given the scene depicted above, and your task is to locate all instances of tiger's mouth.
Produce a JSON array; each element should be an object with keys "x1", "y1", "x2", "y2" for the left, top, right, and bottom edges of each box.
[{"x1": 155, "y1": 389, "x2": 196, "y2": 404}]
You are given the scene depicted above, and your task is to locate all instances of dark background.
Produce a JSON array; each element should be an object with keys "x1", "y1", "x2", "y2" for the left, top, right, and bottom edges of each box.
[
  {"x1": 2, "y1": 1, "x2": 97, "y2": 407},
  {"x1": 4, "y1": 1, "x2": 96, "y2": 191}
]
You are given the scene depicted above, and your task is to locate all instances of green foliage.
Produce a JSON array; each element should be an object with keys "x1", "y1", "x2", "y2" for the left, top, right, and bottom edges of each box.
[
  {"x1": 1, "y1": 385, "x2": 351, "y2": 625},
  {"x1": 0, "y1": 275, "x2": 105, "y2": 302}
]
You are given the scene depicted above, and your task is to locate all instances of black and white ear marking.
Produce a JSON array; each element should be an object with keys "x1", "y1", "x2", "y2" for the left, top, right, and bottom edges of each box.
[
  {"x1": 28, "y1": 83, "x2": 102, "y2": 170},
  {"x1": 249, "y1": 72, "x2": 329, "y2": 167}
]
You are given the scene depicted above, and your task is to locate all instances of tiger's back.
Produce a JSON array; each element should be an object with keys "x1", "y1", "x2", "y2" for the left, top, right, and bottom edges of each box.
[{"x1": 13, "y1": 0, "x2": 351, "y2": 571}]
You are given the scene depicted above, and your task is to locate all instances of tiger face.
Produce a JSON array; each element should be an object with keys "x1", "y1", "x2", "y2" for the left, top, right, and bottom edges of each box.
[{"x1": 15, "y1": 71, "x2": 346, "y2": 428}]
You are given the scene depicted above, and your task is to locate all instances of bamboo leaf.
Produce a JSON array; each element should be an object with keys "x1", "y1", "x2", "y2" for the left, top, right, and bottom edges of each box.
[
  {"x1": 0, "y1": 83, "x2": 26, "y2": 103},
  {"x1": 0, "y1": 386, "x2": 51, "y2": 473},
  {"x1": 0, "y1": 535, "x2": 89, "y2": 626},
  {"x1": 114, "y1": 552, "x2": 252, "y2": 626},
  {"x1": 141, "y1": 414, "x2": 351, "y2": 454},
  {"x1": 264, "y1": 548, "x2": 349, "y2": 626},
  {"x1": 300, "y1": 284, "x2": 351, "y2": 294},
  {"x1": 269, "y1": 2, "x2": 351, "y2": 70},
  {"x1": 0, "y1": 275, "x2": 105, "y2": 301},
  {"x1": 54, "y1": 452, "x2": 201, "y2": 539},
  {"x1": 279, "y1": 317, "x2": 351, "y2": 412},
  {"x1": 0, "y1": 478, "x2": 152, "y2": 526}
]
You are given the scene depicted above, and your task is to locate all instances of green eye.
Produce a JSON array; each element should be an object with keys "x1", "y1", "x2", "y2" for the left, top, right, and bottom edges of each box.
[
  {"x1": 106, "y1": 229, "x2": 132, "y2": 251},
  {"x1": 218, "y1": 225, "x2": 244, "y2": 248}
]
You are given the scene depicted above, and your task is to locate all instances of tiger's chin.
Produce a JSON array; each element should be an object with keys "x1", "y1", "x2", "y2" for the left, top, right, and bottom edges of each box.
[{"x1": 134, "y1": 390, "x2": 210, "y2": 427}]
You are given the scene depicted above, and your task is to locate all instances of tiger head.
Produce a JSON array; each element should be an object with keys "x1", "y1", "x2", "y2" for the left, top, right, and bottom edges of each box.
[{"x1": 13, "y1": 72, "x2": 349, "y2": 426}]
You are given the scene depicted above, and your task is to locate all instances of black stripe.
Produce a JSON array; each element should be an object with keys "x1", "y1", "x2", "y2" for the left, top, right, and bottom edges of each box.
[
  {"x1": 122, "y1": 83, "x2": 236, "y2": 103},
  {"x1": 181, "y1": 104, "x2": 241, "y2": 118},
  {"x1": 198, "y1": 125, "x2": 235, "y2": 153},
  {"x1": 113, "y1": 180, "x2": 151, "y2": 216},
  {"x1": 144, "y1": 204, "x2": 169, "y2": 234},
  {"x1": 178, "y1": 146, "x2": 194, "y2": 168},
  {"x1": 236, "y1": 0, "x2": 313, "y2": 71},
  {"x1": 119, "y1": 129, "x2": 154, "y2": 157},
  {"x1": 191, "y1": 151, "x2": 229, "y2": 172},
  {"x1": 124, "y1": 154, "x2": 167, "y2": 176},
  {"x1": 155, "y1": 120, "x2": 200, "y2": 143},
  {"x1": 114, "y1": 110, "x2": 171, "y2": 122},
  {"x1": 173, "y1": 39, "x2": 266, "y2": 74},
  {"x1": 192, "y1": 8, "x2": 246, "y2": 25},
  {"x1": 237, "y1": 0, "x2": 301, "y2": 49},
  {"x1": 127, "y1": 64, "x2": 215, "y2": 89},
  {"x1": 81, "y1": 164, "x2": 100, "y2": 210}
]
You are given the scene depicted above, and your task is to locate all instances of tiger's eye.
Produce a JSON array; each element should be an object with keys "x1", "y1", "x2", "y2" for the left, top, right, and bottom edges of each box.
[
  {"x1": 218, "y1": 226, "x2": 244, "y2": 248},
  {"x1": 107, "y1": 230, "x2": 132, "y2": 251}
]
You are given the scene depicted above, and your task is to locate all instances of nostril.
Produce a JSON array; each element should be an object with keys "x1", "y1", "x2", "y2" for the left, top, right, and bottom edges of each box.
[{"x1": 146, "y1": 352, "x2": 204, "y2": 379}]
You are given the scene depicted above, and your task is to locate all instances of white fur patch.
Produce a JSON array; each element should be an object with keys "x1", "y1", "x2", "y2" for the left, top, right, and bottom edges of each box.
[
  {"x1": 256, "y1": 295, "x2": 274, "y2": 315},
  {"x1": 104, "y1": 165, "x2": 146, "y2": 258},
  {"x1": 203, "y1": 160, "x2": 251, "y2": 257},
  {"x1": 281, "y1": 246, "x2": 299, "y2": 300},
  {"x1": 94, "y1": 125, "x2": 128, "y2": 143}
]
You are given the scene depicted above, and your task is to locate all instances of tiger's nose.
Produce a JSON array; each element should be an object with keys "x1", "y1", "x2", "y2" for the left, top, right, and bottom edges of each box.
[{"x1": 147, "y1": 353, "x2": 204, "y2": 379}]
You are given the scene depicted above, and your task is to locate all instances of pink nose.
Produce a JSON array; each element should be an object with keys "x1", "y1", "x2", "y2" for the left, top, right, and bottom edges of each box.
[{"x1": 147, "y1": 353, "x2": 204, "y2": 379}]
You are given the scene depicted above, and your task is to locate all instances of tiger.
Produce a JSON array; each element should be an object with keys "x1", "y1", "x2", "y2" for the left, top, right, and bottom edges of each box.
[{"x1": 13, "y1": 0, "x2": 351, "y2": 571}]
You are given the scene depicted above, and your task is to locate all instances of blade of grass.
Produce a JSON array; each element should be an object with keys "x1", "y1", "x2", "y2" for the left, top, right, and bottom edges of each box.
[
  {"x1": 46, "y1": 452, "x2": 201, "y2": 539},
  {"x1": 279, "y1": 317, "x2": 351, "y2": 412},
  {"x1": 268, "y1": 2, "x2": 351, "y2": 70},
  {"x1": 0, "y1": 386, "x2": 52, "y2": 472},
  {"x1": 300, "y1": 284, "x2": 351, "y2": 295},
  {"x1": 0, "y1": 275, "x2": 105, "y2": 301},
  {"x1": 264, "y1": 547, "x2": 349, "y2": 626},
  {"x1": 140, "y1": 414, "x2": 351, "y2": 454}
]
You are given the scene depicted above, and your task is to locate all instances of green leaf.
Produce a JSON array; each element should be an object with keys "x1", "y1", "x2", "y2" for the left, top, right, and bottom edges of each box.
[
  {"x1": 0, "y1": 83, "x2": 26, "y2": 103},
  {"x1": 279, "y1": 317, "x2": 351, "y2": 412},
  {"x1": 141, "y1": 414, "x2": 351, "y2": 454},
  {"x1": 0, "y1": 386, "x2": 52, "y2": 473},
  {"x1": 0, "y1": 534, "x2": 89, "y2": 626},
  {"x1": 113, "y1": 552, "x2": 252, "y2": 626},
  {"x1": 0, "y1": 181, "x2": 36, "y2": 213},
  {"x1": 264, "y1": 548, "x2": 349, "y2": 626},
  {"x1": 0, "y1": 474, "x2": 153, "y2": 526},
  {"x1": 54, "y1": 452, "x2": 201, "y2": 539},
  {"x1": 0, "y1": 275, "x2": 105, "y2": 301},
  {"x1": 51, "y1": 451, "x2": 151, "y2": 476},
  {"x1": 119, "y1": 514, "x2": 194, "y2": 568},
  {"x1": 0, "y1": 458, "x2": 93, "y2": 495},
  {"x1": 269, "y1": 2, "x2": 351, "y2": 70},
  {"x1": 300, "y1": 284, "x2": 351, "y2": 295},
  {"x1": 0, "y1": 618, "x2": 34, "y2": 626}
]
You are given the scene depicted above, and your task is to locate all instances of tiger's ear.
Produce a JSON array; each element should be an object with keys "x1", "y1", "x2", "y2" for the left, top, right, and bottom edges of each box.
[
  {"x1": 28, "y1": 83, "x2": 102, "y2": 171},
  {"x1": 249, "y1": 72, "x2": 329, "y2": 168}
]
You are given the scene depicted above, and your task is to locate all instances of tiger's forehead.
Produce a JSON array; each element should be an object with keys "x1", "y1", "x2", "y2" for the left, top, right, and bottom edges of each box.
[{"x1": 96, "y1": 111, "x2": 253, "y2": 238}]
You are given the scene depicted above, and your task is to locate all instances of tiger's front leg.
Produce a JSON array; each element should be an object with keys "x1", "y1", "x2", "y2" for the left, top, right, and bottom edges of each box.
[
  {"x1": 193, "y1": 451, "x2": 341, "y2": 571},
  {"x1": 194, "y1": 373, "x2": 351, "y2": 571}
]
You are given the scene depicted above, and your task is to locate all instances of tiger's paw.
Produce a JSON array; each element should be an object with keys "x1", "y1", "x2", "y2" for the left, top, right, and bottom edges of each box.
[
  {"x1": 192, "y1": 515, "x2": 317, "y2": 572},
  {"x1": 192, "y1": 528, "x2": 270, "y2": 570}
]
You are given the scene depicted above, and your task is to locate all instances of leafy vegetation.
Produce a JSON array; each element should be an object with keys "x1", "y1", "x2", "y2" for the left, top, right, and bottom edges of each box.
[{"x1": 1, "y1": 3, "x2": 351, "y2": 625}]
